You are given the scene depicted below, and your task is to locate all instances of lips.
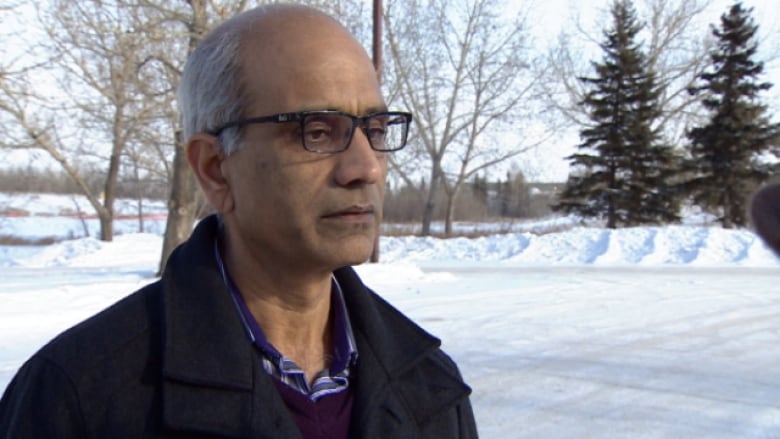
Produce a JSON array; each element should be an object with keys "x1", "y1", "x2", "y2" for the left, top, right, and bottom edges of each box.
[
  {"x1": 322, "y1": 204, "x2": 376, "y2": 226},
  {"x1": 322, "y1": 205, "x2": 375, "y2": 219}
]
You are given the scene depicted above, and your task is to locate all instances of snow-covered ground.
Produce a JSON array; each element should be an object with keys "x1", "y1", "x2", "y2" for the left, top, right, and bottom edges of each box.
[{"x1": 1, "y1": 193, "x2": 779, "y2": 438}]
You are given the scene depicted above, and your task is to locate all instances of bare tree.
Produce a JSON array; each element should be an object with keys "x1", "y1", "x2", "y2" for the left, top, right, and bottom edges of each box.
[
  {"x1": 1, "y1": 0, "x2": 244, "y2": 248},
  {"x1": 385, "y1": 0, "x2": 541, "y2": 236},
  {"x1": 57, "y1": 1, "x2": 165, "y2": 241},
  {"x1": 1, "y1": 0, "x2": 382, "y2": 262},
  {"x1": 0, "y1": 1, "x2": 159, "y2": 241},
  {"x1": 129, "y1": 0, "x2": 234, "y2": 274},
  {"x1": 0, "y1": 69, "x2": 99, "y2": 212}
]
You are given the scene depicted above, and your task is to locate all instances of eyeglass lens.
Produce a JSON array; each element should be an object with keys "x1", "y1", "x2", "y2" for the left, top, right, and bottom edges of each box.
[{"x1": 301, "y1": 113, "x2": 407, "y2": 153}]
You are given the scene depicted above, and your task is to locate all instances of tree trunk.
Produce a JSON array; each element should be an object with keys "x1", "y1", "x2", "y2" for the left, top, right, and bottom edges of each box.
[
  {"x1": 421, "y1": 169, "x2": 441, "y2": 236},
  {"x1": 607, "y1": 187, "x2": 617, "y2": 229},
  {"x1": 444, "y1": 186, "x2": 460, "y2": 237},
  {"x1": 99, "y1": 134, "x2": 123, "y2": 241},
  {"x1": 158, "y1": 129, "x2": 198, "y2": 274},
  {"x1": 722, "y1": 190, "x2": 733, "y2": 229},
  {"x1": 132, "y1": 160, "x2": 145, "y2": 233},
  {"x1": 370, "y1": 0, "x2": 383, "y2": 263},
  {"x1": 157, "y1": 0, "x2": 208, "y2": 275},
  {"x1": 607, "y1": 165, "x2": 617, "y2": 229},
  {"x1": 71, "y1": 195, "x2": 90, "y2": 238},
  {"x1": 99, "y1": 211, "x2": 114, "y2": 241},
  {"x1": 138, "y1": 197, "x2": 145, "y2": 233}
]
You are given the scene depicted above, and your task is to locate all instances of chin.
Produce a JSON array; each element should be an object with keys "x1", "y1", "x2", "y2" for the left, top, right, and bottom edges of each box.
[{"x1": 328, "y1": 236, "x2": 375, "y2": 267}]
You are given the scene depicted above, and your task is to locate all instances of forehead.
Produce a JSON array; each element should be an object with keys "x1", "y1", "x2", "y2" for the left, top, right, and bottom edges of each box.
[{"x1": 238, "y1": 13, "x2": 384, "y2": 115}]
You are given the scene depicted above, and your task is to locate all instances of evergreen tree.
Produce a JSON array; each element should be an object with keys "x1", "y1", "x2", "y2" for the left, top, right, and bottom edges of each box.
[
  {"x1": 504, "y1": 171, "x2": 531, "y2": 218},
  {"x1": 553, "y1": 0, "x2": 680, "y2": 228},
  {"x1": 471, "y1": 173, "x2": 488, "y2": 206},
  {"x1": 498, "y1": 172, "x2": 511, "y2": 217},
  {"x1": 682, "y1": 2, "x2": 780, "y2": 228}
]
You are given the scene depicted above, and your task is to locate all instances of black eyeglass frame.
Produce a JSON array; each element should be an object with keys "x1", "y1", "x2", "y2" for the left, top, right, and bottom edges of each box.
[{"x1": 209, "y1": 110, "x2": 413, "y2": 154}]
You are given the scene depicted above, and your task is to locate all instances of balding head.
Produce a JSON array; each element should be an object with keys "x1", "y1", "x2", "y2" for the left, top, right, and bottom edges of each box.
[
  {"x1": 178, "y1": 4, "x2": 374, "y2": 154},
  {"x1": 219, "y1": 3, "x2": 346, "y2": 38}
]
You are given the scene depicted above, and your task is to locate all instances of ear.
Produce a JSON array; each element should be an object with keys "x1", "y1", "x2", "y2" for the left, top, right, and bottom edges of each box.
[{"x1": 186, "y1": 133, "x2": 235, "y2": 213}]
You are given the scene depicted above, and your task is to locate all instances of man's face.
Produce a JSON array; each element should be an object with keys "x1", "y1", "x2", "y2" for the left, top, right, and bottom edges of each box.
[{"x1": 220, "y1": 22, "x2": 388, "y2": 274}]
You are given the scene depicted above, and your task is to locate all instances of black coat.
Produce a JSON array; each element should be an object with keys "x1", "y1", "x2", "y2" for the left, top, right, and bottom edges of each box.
[{"x1": 0, "y1": 216, "x2": 478, "y2": 438}]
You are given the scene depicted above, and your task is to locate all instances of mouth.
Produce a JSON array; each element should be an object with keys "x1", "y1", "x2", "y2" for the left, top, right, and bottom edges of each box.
[{"x1": 321, "y1": 205, "x2": 377, "y2": 223}]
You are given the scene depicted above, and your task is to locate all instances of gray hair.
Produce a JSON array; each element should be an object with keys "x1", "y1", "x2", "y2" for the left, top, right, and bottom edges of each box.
[
  {"x1": 178, "y1": 16, "x2": 248, "y2": 154},
  {"x1": 178, "y1": 5, "x2": 347, "y2": 155}
]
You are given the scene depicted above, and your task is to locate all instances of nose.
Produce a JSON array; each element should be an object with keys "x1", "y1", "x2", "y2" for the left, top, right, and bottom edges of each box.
[{"x1": 333, "y1": 127, "x2": 384, "y2": 187}]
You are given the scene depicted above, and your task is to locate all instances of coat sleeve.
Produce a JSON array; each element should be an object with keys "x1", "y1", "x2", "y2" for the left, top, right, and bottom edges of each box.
[{"x1": 0, "y1": 356, "x2": 85, "y2": 438}]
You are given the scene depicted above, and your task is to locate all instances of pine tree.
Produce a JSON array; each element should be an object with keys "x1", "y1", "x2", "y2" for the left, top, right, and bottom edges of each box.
[
  {"x1": 498, "y1": 172, "x2": 511, "y2": 217},
  {"x1": 683, "y1": 2, "x2": 780, "y2": 228},
  {"x1": 553, "y1": 0, "x2": 680, "y2": 228},
  {"x1": 471, "y1": 173, "x2": 489, "y2": 208}
]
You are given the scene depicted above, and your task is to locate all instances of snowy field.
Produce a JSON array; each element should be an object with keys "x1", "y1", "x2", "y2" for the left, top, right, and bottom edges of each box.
[{"x1": 2, "y1": 193, "x2": 780, "y2": 438}]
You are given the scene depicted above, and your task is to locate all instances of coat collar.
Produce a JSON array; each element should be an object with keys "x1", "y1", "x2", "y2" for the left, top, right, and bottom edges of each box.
[
  {"x1": 334, "y1": 266, "x2": 442, "y2": 377},
  {"x1": 160, "y1": 216, "x2": 446, "y2": 389},
  {"x1": 161, "y1": 215, "x2": 253, "y2": 390},
  {"x1": 158, "y1": 216, "x2": 470, "y2": 437},
  {"x1": 334, "y1": 267, "x2": 472, "y2": 435}
]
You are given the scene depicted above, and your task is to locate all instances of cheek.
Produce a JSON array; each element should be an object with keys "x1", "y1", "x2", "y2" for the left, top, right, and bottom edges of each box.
[
  {"x1": 247, "y1": 152, "x2": 287, "y2": 186},
  {"x1": 256, "y1": 161, "x2": 327, "y2": 213},
  {"x1": 227, "y1": 156, "x2": 280, "y2": 213},
  {"x1": 256, "y1": 160, "x2": 270, "y2": 172},
  {"x1": 378, "y1": 157, "x2": 388, "y2": 192}
]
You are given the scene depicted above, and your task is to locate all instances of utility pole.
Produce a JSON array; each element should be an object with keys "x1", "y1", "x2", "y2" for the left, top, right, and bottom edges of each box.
[
  {"x1": 370, "y1": 0, "x2": 383, "y2": 263},
  {"x1": 372, "y1": 0, "x2": 383, "y2": 82}
]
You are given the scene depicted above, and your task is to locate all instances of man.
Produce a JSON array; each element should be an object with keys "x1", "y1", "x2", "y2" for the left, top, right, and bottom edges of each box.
[
  {"x1": 0, "y1": 4, "x2": 477, "y2": 438},
  {"x1": 751, "y1": 182, "x2": 780, "y2": 257}
]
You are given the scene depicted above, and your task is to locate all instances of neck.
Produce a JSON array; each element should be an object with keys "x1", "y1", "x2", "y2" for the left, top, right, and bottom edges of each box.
[
  {"x1": 246, "y1": 286, "x2": 334, "y2": 383},
  {"x1": 219, "y1": 228, "x2": 335, "y2": 383}
]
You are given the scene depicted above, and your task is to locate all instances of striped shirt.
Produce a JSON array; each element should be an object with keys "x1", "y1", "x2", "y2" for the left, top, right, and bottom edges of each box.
[{"x1": 214, "y1": 240, "x2": 358, "y2": 401}]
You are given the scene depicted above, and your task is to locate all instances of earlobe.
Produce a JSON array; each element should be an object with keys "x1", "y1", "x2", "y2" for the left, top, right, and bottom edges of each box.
[{"x1": 186, "y1": 134, "x2": 234, "y2": 213}]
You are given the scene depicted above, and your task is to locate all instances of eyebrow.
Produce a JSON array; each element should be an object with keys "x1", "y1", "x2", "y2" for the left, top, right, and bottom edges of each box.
[
  {"x1": 296, "y1": 105, "x2": 389, "y2": 115},
  {"x1": 363, "y1": 105, "x2": 389, "y2": 114}
]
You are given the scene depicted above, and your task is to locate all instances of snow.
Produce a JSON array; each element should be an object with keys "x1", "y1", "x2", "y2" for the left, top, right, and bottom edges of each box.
[{"x1": 1, "y1": 193, "x2": 779, "y2": 437}]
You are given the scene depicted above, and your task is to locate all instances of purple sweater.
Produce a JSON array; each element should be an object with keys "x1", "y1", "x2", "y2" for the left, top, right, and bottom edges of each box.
[{"x1": 272, "y1": 377, "x2": 353, "y2": 439}]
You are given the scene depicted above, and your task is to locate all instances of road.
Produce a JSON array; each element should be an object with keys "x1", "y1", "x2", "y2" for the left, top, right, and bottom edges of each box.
[{"x1": 359, "y1": 264, "x2": 780, "y2": 438}]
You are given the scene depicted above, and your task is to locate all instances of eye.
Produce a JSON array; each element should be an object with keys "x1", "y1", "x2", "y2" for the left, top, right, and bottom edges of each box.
[
  {"x1": 367, "y1": 126, "x2": 387, "y2": 138},
  {"x1": 303, "y1": 121, "x2": 334, "y2": 145},
  {"x1": 366, "y1": 118, "x2": 388, "y2": 139}
]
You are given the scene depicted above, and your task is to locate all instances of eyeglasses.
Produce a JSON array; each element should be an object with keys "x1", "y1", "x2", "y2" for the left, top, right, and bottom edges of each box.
[{"x1": 210, "y1": 110, "x2": 413, "y2": 154}]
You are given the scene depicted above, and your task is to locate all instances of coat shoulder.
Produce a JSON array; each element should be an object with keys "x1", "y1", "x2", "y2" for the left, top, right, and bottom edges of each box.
[
  {"x1": 37, "y1": 280, "x2": 163, "y2": 372},
  {"x1": 1, "y1": 281, "x2": 165, "y2": 436}
]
